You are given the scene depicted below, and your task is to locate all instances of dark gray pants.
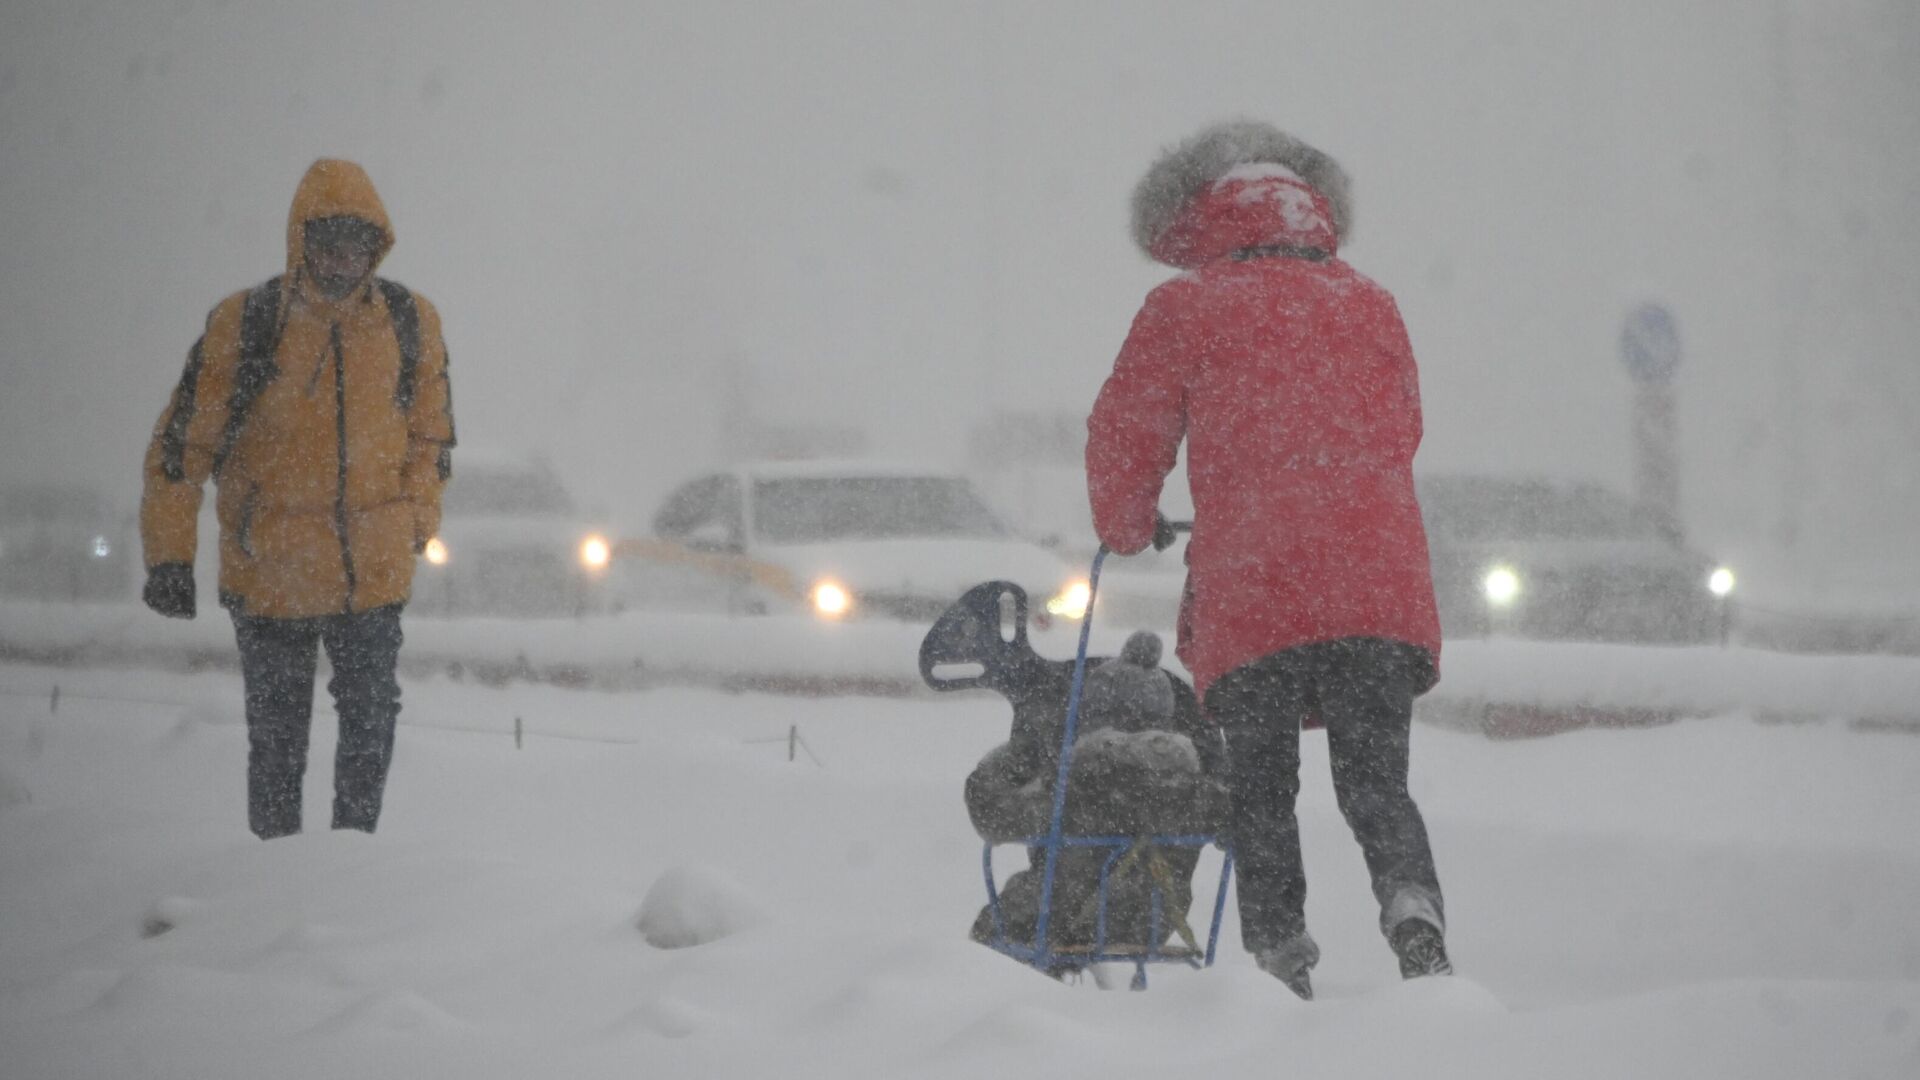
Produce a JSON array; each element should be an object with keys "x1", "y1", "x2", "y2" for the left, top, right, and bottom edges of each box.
[
  {"x1": 232, "y1": 605, "x2": 404, "y2": 840},
  {"x1": 1206, "y1": 638, "x2": 1443, "y2": 961}
]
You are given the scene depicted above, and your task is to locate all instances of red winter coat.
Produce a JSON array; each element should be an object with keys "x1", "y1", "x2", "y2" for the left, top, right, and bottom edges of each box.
[{"x1": 1087, "y1": 169, "x2": 1441, "y2": 701}]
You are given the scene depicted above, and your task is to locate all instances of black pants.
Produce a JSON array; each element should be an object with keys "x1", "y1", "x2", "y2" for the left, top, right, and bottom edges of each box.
[
  {"x1": 1205, "y1": 638, "x2": 1443, "y2": 960},
  {"x1": 232, "y1": 605, "x2": 404, "y2": 840}
]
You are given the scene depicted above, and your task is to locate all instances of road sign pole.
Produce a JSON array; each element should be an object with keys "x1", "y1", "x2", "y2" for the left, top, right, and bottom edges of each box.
[
  {"x1": 1632, "y1": 381, "x2": 1680, "y2": 537},
  {"x1": 1620, "y1": 303, "x2": 1683, "y2": 537}
]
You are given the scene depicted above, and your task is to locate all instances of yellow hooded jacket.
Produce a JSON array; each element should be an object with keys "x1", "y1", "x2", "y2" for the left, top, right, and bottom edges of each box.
[{"x1": 141, "y1": 159, "x2": 455, "y2": 618}]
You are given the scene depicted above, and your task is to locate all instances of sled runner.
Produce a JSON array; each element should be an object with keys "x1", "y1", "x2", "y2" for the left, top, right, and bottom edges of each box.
[{"x1": 919, "y1": 522, "x2": 1234, "y2": 990}]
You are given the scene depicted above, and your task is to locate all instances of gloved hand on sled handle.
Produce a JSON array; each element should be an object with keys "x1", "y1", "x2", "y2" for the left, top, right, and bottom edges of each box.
[
  {"x1": 1151, "y1": 513, "x2": 1180, "y2": 553},
  {"x1": 143, "y1": 562, "x2": 196, "y2": 620}
]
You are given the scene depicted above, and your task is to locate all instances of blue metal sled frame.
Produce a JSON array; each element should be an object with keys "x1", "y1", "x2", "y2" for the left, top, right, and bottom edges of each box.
[{"x1": 978, "y1": 527, "x2": 1235, "y2": 989}]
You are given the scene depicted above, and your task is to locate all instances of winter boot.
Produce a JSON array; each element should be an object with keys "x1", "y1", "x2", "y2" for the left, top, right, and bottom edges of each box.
[
  {"x1": 1251, "y1": 949, "x2": 1313, "y2": 999},
  {"x1": 1390, "y1": 919, "x2": 1453, "y2": 979},
  {"x1": 1253, "y1": 937, "x2": 1318, "y2": 1001}
]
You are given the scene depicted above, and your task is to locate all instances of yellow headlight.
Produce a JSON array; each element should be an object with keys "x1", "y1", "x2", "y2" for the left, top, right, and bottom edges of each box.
[
  {"x1": 423, "y1": 536, "x2": 449, "y2": 566},
  {"x1": 1483, "y1": 566, "x2": 1521, "y2": 607},
  {"x1": 1046, "y1": 579, "x2": 1092, "y2": 619},
  {"x1": 811, "y1": 579, "x2": 852, "y2": 619},
  {"x1": 580, "y1": 534, "x2": 611, "y2": 570}
]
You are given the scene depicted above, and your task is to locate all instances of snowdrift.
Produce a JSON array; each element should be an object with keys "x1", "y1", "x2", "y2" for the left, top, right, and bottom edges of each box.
[{"x1": 5, "y1": 600, "x2": 1919, "y2": 736}]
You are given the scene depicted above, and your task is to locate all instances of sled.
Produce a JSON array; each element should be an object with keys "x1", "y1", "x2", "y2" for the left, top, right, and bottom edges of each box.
[{"x1": 919, "y1": 522, "x2": 1234, "y2": 990}]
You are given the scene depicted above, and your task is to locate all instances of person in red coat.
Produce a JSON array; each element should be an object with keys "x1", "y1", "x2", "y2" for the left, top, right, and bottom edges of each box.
[{"x1": 1086, "y1": 121, "x2": 1451, "y2": 998}]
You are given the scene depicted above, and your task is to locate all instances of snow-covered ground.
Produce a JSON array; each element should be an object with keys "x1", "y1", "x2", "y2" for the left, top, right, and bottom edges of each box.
[{"x1": 2, "y1": 661, "x2": 1917, "y2": 1079}]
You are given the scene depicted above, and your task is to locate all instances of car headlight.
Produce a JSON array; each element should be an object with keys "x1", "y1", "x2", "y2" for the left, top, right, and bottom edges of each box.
[
  {"x1": 1483, "y1": 565, "x2": 1521, "y2": 607},
  {"x1": 423, "y1": 536, "x2": 449, "y2": 566},
  {"x1": 90, "y1": 535, "x2": 112, "y2": 559},
  {"x1": 1045, "y1": 579, "x2": 1092, "y2": 619},
  {"x1": 810, "y1": 579, "x2": 852, "y2": 619},
  {"x1": 579, "y1": 534, "x2": 611, "y2": 571},
  {"x1": 1707, "y1": 566, "x2": 1736, "y2": 598}
]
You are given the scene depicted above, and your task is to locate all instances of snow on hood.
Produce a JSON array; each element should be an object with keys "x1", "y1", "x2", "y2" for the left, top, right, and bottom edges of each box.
[
  {"x1": 759, "y1": 537, "x2": 1078, "y2": 600},
  {"x1": 1147, "y1": 170, "x2": 1340, "y2": 269},
  {"x1": 431, "y1": 514, "x2": 605, "y2": 553},
  {"x1": 1131, "y1": 120, "x2": 1352, "y2": 266}
]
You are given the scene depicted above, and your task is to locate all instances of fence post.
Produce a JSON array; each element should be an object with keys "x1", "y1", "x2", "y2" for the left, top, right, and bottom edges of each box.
[
  {"x1": 50, "y1": 684, "x2": 60, "y2": 715},
  {"x1": 788, "y1": 724, "x2": 797, "y2": 763},
  {"x1": 515, "y1": 716, "x2": 523, "y2": 750}
]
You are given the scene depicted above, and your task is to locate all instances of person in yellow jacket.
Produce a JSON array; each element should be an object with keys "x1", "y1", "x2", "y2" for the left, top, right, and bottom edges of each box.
[{"x1": 140, "y1": 159, "x2": 454, "y2": 839}]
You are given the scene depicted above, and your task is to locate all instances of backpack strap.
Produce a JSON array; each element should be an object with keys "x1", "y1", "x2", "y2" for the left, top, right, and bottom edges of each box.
[
  {"x1": 211, "y1": 276, "x2": 285, "y2": 479},
  {"x1": 376, "y1": 279, "x2": 422, "y2": 411},
  {"x1": 158, "y1": 336, "x2": 209, "y2": 482},
  {"x1": 377, "y1": 279, "x2": 447, "y2": 478}
]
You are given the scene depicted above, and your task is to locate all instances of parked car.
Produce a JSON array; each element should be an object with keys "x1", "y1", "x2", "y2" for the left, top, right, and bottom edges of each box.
[
  {"x1": 1419, "y1": 474, "x2": 1734, "y2": 643},
  {"x1": 411, "y1": 455, "x2": 616, "y2": 617},
  {"x1": 637, "y1": 461, "x2": 1089, "y2": 624},
  {"x1": 0, "y1": 483, "x2": 135, "y2": 602},
  {"x1": 1094, "y1": 474, "x2": 1737, "y2": 646}
]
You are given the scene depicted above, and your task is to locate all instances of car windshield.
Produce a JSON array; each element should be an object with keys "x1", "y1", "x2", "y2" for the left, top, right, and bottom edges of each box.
[
  {"x1": 441, "y1": 469, "x2": 574, "y2": 517},
  {"x1": 752, "y1": 476, "x2": 1007, "y2": 543},
  {"x1": 1419, "y1": 478, "x2": 1668, "y2": 542}
]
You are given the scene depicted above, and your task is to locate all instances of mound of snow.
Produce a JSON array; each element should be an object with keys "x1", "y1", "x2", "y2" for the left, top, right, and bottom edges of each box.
[
  {"x1": 138, "y1": 896, "x2": 206, "y2": 939},
  {"x1": 164, "y1": 699, "x2": 241, "y2": 741},
  {"x1": 310, "y1": 989, "x2": 469, "y2": 1036},
  {"x1": 633, "y1": 865, "x2": 765, "y2": 949},
  {"x1": 607, "y1": 995, "x2": 716, "y2": 1039}
]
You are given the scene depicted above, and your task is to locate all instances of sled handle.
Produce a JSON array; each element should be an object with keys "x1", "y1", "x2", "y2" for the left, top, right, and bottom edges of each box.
[
  {"x1": 1030, "y1": 518, "x2": 1191, "y2": 963},
  {"x1": 1030, "y1": 548, "x2": 1107, "y2": 960}
]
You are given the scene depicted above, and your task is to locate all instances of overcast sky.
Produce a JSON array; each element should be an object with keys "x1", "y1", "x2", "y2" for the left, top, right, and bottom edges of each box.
[{"x1": 2, "y1": 0, "x2": 1915, "y2": 593}]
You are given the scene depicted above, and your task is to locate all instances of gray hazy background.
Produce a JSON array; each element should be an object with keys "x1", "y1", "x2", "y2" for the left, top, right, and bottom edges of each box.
[{"x1": 3, "y1": 0, "x2": 1915, "y2": 602}]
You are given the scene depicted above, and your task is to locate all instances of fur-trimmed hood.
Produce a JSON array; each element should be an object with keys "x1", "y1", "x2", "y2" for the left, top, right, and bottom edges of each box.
[{"x1": 1130, "y1": 121, "x2": 1352, "y2": 268}]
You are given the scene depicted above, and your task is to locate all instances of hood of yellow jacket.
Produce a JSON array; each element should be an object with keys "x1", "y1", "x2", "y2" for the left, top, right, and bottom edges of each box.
[{"x1": 284, "y1": 158, "x2": 394, "y2": 290}]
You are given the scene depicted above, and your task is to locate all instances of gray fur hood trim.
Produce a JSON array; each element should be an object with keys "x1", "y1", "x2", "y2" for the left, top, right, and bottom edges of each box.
[{"x1": 1130, "y1": 120, "x2": 1353, "y2": 259}]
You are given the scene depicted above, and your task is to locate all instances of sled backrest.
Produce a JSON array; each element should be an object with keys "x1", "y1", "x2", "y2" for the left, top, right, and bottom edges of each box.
[{"x1": 919, "y1": 580, "x2": 1033, "y2": 693}]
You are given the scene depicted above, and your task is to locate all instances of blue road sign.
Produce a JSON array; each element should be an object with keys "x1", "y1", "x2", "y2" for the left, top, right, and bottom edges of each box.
[{"x1": 1621, "y1": 302, "x2": 1682, "y2": 383}]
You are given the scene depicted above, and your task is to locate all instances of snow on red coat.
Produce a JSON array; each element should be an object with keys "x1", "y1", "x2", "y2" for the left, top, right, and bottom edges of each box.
[{"x1": 1087, "y1": 144, "x2": 1441, "y2": 703}]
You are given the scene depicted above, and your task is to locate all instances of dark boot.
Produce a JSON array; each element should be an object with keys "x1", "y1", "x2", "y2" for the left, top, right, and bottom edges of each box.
[
  {"x1": 1390, "y1": 919, "x2": 1453, "y2": 978},
  {"x1": 1252, "y1": 934, "x2": 1319, "y2": 1001},
  {"x1": 1255, "y1": 949, "x2": 1314, "y2": 1000}
]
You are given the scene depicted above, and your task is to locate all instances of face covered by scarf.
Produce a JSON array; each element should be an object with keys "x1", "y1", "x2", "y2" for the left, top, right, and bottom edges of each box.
[{"x1": 303, "y1": 215, "x2": 385, "y2": 301}]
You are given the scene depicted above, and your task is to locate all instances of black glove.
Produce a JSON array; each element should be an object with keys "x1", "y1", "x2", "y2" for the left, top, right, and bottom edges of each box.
[
  {"x1": 1151, "y1": 513, "x2": 1179, "y2": 552},
  {"x1": 143, "y1": 562, "x2": 196, "y2": 620}
]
